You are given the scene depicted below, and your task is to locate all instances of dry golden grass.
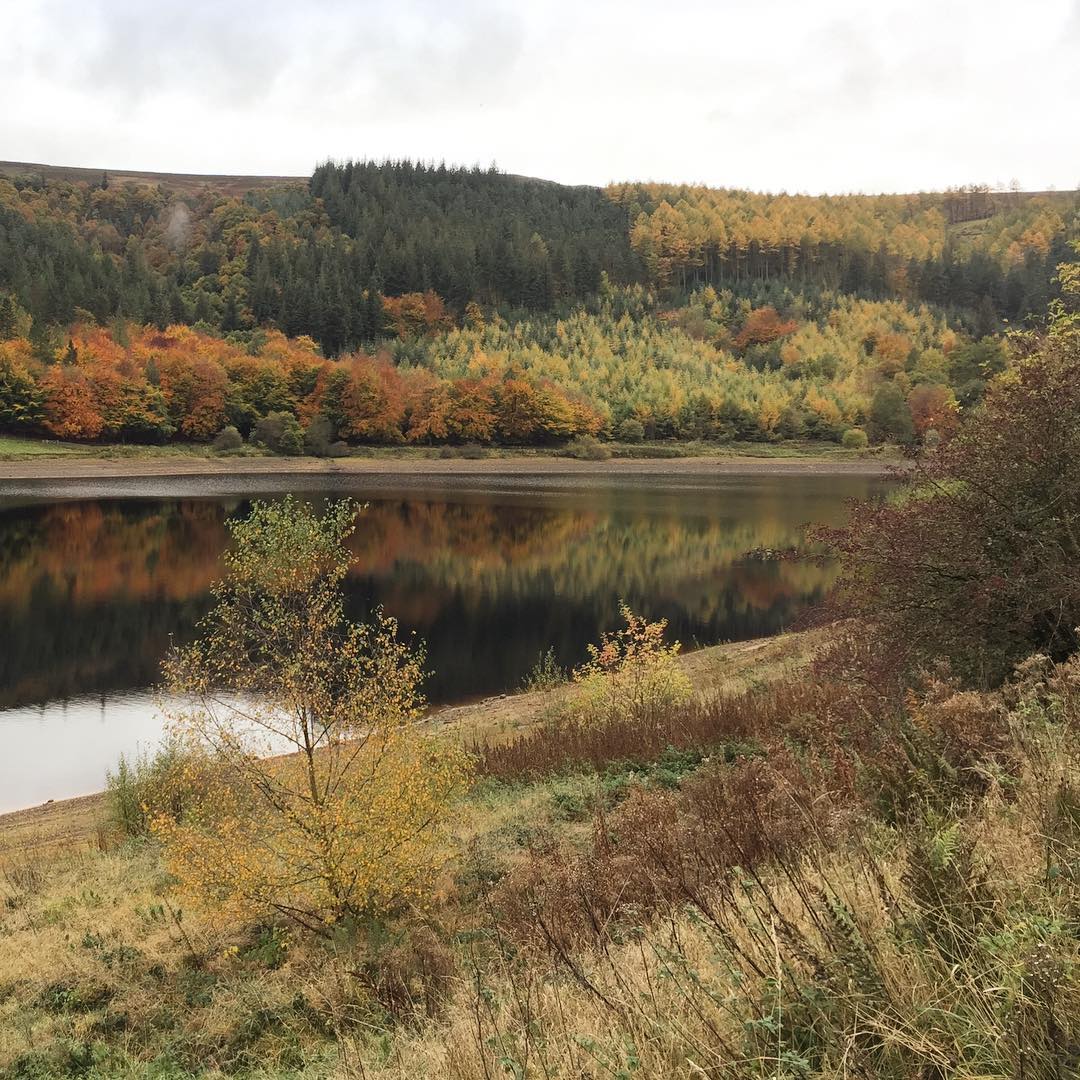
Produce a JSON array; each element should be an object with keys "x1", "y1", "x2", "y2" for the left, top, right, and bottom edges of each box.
[
  {"x1": 0, "y1": 626, "x2": 846, "y2": 1079},
  {"x1": 357, "y1": 744, "x2": 1080, "y2": 1079}
]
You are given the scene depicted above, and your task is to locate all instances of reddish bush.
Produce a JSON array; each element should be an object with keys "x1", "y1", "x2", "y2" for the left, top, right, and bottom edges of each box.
[
  {"x1": 476, "y1": 692, "x2": 763, "y2": 781},
  {"x1": 816, "y1": 333, "x2": 1080, "y2": 686},
  {"x1": 733, "y1": 306, "x2": 797, "y2": 349},
  {"x1": 496, "y1": 751, "x2": 842, "y2": 951}
]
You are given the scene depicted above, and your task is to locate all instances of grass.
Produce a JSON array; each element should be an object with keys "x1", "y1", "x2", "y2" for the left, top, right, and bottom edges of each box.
[
  {"x1": 17, "y1": 626, "x2": 1071, "y2": 1078},
  {"x1": 0, "y1": 844, "x2": 336, "y2": 1078},
  {"x1": 0, "y1": 436, "x2": 95, "y2": 459},
  {"x1": 608, "y1": 438, "x2": 896, "y2": 460},
  {"x1": 0, "y1": 434, "x2": 900, "y2": 464},
  {"x1": 0, "y1": 436, "x2": 223, "y2": 461}
]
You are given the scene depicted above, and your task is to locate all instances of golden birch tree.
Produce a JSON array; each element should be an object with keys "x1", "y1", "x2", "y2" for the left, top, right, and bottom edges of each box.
[{"x1": 152, "y1": 497, "x2": 471, "y2": 933}]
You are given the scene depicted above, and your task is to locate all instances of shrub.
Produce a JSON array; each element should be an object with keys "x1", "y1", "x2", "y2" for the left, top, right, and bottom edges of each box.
[
  {"x1": 520, "y1": 647, "x2": 566, "y2": 692},
  {"x1": 436, "y1": 443, "x2": 489, "y2": 459},
  {"x1": 153, "y1": 498, "x2": 472, "y2": 931},
  {"x1": 614, "y1": 417, "x2": 645, "y2": 443},
  {"x1": 211, "y1": 425, "x2": 243, "y2": 452},
  {"x1": 476, "y1": 691, "x2": 763, "y2": 781},
  {"x1": 566, "y1": 604, "x2": 691, "y2": 728},
  {"x1": 302, "y1": 414, "x2": 334, "y2": 456},
  {"x1": 106, "y1": 739, "x2": 213, "y2": 838},
  {"x1": 563, "y1": 434, "x2": 611, "y2": 461},
  {"x1": 253, "y1": 411, "x2": 304, "y2": 455},
  {"x1": 841, "y1": 426, "x2": 868, "y2": 449},
  {"x1": 496, "y1": 750, "x2": 831, "y2": 951},
  {"x1": 820, "y1": 332, "x2": 1080, "y2": 685}
]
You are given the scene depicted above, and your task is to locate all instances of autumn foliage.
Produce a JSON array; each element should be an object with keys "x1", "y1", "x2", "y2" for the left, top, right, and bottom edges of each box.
[
  {"x1": 0, "y1": 321, "x2": 602, "y2": 446},
  {"x1": 380, "y1": 290, "x2": 453, "y2": 338},
  {"x1": 732, "y1": 305, "x2": 798, "y2": 349},
  {"x1": 819, "y1": 326, "x2": 1080, "y2": 685},
  {"x1": 565, "y1": 604, "x2": 692, "y2": 728},
  {"x1": 153, "y1": 498, "x2": 471, "y2": 931}
]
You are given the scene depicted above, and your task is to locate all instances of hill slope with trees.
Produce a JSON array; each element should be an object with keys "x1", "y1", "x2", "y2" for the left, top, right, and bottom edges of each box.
[{"x1": 0, "y1": 160, "x2": 1077, "y2": 448}]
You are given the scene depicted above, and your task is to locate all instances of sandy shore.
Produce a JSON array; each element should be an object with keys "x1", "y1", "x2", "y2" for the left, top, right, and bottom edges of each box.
[{"x1": 0, "y1": 454, "x2": 899, "y2": 495}]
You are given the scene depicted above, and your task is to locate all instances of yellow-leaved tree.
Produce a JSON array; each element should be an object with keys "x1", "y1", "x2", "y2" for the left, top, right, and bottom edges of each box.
[
  {"x1": 569, "y1": 603, "x2": 691, "y2": 727},
  {"x1": 152, "y1": 497, "x2": 471, "y2": 933}
]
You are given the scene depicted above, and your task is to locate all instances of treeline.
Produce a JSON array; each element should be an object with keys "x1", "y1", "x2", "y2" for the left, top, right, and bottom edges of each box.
[
  {"x1": 0, "y1": 322, "x2": 602, "y2": 446},
  {"x1": 0, "y1": 284, "x2": 1003, "y2": 448},
  {"x1": 0, "y1": 161, "x2": 640, "y2": 359},
  {"x1": 0, "y1": 160, "x2": 1073, "y2": 448},
  {"x1": 1, "y1": 161, "x2": 1077, "y2": 363},
  {"x1": 611, "y1": 182, "x2": 1080, "y2": 331}
]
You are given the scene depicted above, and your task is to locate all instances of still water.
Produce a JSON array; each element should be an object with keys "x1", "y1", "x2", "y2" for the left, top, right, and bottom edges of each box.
[{"x1": 0, "y1": 473, "x2": 884, "y2": 811}]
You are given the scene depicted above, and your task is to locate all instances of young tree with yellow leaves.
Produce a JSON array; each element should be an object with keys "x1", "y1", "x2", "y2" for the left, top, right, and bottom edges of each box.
[
  {"x1": 568, "y1": 604, "x2": 691, "y2": 728},
  {"x1": 152, "y1": 497, "x2": 471, "y2": 934}
]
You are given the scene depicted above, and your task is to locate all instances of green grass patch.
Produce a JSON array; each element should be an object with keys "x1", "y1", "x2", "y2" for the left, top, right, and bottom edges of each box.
[
  {"x1": 0, "y1": 435, "x2": 94, "y2": 459},
  {"x1": 0, "y1": 434, "x2": 899, "y2": 464}
]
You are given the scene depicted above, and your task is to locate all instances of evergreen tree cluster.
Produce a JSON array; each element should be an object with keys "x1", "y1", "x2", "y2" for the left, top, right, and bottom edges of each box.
[
  {"x1": 309, "y1": 160, "x2": 642, "y2": 309},
  {"x1": 0, "y1": 161, "x2": 1076, "y2": 363}
]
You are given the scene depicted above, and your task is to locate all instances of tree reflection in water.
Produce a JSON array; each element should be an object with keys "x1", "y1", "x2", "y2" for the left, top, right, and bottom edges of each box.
[{"x1": 0, "y1": 476, "x2": 886, "y2": 709}]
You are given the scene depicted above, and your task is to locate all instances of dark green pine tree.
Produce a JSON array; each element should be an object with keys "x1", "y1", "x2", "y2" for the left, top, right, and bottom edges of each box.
[{"x1": 0, "y1": 294, "x2": 20, "y2": 340}]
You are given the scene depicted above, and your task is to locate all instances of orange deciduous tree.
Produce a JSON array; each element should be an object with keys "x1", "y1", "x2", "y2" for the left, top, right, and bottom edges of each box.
[
  {"x1": 157, "y1": 354, "x2": 229, "y2": 438},
  {"x1": 41, "y1": 365, "x2": 105, "y2": 439},
  {"x1": 733, "y1": 307, "x2": 798, "y2": 350},
  {"x1": 407, "y1": 377, "x2": 497, "y2": 443},
  {"x1": 907, "y1": 383, "x2": 959, "y2": 439},
  {"x1": 312, "y1": 355, "x2": 405, "y2": 443},
  {"x1": 381, "y1": 291, "x2": 453, "y2": 338}
]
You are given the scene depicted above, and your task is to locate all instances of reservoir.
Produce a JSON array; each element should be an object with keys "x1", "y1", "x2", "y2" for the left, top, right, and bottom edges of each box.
[{"x1": 0, "y1": 471, "x2": 885, "y2": 810}]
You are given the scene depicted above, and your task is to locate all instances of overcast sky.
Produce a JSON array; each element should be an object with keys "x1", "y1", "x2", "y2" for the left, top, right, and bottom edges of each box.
[{"x1": 3, "y1": 0, "x2": 1078, "y2": 194}]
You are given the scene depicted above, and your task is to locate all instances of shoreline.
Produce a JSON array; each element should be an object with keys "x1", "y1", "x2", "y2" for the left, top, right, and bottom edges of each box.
[
  {"x1": 0, "y1": 453, "x2": 900, "y2": 491},
  {"x1": 0, "y1": 633, "x2": 807, "y2": 849}
]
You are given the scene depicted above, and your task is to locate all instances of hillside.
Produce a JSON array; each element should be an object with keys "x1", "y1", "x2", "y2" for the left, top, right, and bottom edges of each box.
[
  {"x1": 0, "y1": 160, "x2": 304, "y2": 196},
  {"x1": 0, "y1": 160, "x2": 1077, "y2": 450}
]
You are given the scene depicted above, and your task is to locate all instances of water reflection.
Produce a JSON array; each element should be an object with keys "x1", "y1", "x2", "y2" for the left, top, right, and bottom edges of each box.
[
  {"x1": 0, "y1": 476, "x2": 884, "y2": 808},
  {"x1": 1, "y1": 693, "x2": 165, "y2": 814}
]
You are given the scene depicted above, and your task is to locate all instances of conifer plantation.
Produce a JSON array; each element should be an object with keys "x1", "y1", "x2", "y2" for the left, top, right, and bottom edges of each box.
[{"x1": 1, "y1": 162, "x2": 1075, "y2": 449}]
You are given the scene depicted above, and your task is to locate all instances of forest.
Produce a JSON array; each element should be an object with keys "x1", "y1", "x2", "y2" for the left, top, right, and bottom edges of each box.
[{"x1": 0, "y1": 160, "x2": 1077, "y2": 447}]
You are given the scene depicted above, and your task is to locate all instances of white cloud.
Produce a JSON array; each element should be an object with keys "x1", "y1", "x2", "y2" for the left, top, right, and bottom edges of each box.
[{"x1": 0, "y1": 0, "x2": 1076, "y2": 192}]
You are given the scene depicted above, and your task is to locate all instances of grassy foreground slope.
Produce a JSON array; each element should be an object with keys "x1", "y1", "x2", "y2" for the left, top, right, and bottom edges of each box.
[
  {"x1": 4, "y1": 619, "x2": 1080, "y2": 1079},
  {"x1": 0, "y1": 631, "x2": 808, "y2": 1077}
]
